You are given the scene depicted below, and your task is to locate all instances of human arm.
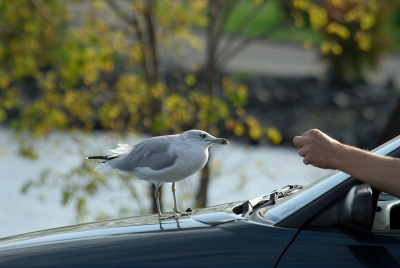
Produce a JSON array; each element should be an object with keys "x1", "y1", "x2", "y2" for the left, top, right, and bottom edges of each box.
[{"x1": 293, "y1": 129, "x2": 400, "y2": 198}]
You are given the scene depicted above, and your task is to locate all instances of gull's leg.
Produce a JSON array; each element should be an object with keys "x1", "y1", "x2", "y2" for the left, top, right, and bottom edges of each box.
[
  {"x1": 174, "y1": 216, "x2": 181, "y2": 229},
  {"x1": 172, "y1": 182, "x2": 182, "y2": 214},
  {"x1": 154, "y1": 183, "x2": 164, "y2": 219},
  {"x1": 158, "y1": 219, "x2": 164, "y2": 230}
]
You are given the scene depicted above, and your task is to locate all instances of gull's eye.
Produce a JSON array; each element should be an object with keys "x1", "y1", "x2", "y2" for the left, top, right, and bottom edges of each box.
[{"x1": 200, "y1": 133, "x2": 206, "y2": 138}]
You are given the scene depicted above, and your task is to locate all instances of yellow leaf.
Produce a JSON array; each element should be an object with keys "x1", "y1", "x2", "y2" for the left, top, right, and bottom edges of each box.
[
  {"x1": 295, "y1": 16, "x2": 304, "y2": 28},
  {"x1": 332, "y1": 43, "x2": 343, "y2": 55},
  {"x1": 308, "y1": 4, "x2": 327, "y2": 30},
  {"x1": 266, "y1": 127, "x2": 282, "y2": 145},
  {"x1": 326, "y1": 22, "x2": 350, "y2": 40},
  {"x1": 234, "y1": 124, "x2": 245, "y2": 136},
  {"x1": 344, "y1": 8, "x2": 359, "y2": 23},
  {"x1": 320, "y1": 40, "x2": 331, "y2": 54},
  {"x1": 360, "y1": 13, "x2": 375, "y2": 30},
  {"x1": 292, "y1": 0, "x2": 310, "y2": 10},
  {"x1": 236, "y1": 107, "x2": 245, "y2": 117},
  {"x1": 224, "y1": 118, "x2": 236, "y2": 130},
  {"x1": 355, "y1": 31, "x2": 371, "y2": 51},
  {"x1": 0, "y1": 109, "x2": 5, "y2": 122},
  {"x1": 184, "y1": 74, "x2": 196, "y2": 87},
  {"x1": 303, "y1": 39, "x2": 313, "y2": 49},
  {"x1": 249, "y1": 127, "x2": 262, "y2": 140}
]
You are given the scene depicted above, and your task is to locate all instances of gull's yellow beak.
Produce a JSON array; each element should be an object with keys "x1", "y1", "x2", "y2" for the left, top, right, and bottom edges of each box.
[{"x1": 212, "y1": 138, "x2": 229, "y2": 145}]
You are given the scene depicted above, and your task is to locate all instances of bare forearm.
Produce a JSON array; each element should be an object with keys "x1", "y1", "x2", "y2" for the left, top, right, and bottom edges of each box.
[
  {"x1": 334, "y1": 145, "x2": 400, "y2": 198},
  {"x1": 293, "y1": 129, "x2": 400, "y2": 198}
]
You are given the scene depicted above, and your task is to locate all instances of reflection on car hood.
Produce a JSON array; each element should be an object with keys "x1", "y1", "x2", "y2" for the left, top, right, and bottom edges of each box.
[{"x1": 0, "y1": 201, "x2": 244, "y2": 249}]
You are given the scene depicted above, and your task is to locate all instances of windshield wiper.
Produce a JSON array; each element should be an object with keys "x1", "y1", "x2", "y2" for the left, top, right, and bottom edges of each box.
[{"x1": 238, "y1": 185, "x2": 305, "y2": 217}]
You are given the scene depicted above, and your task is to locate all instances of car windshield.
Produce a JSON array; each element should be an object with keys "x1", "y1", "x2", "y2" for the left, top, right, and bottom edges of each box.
[
  {"x1": 262, "y1": 134, "x2": 400, "y2": 224},
  {"x1": 263, "y1": 170, "x2": 349, "y2": 223}
]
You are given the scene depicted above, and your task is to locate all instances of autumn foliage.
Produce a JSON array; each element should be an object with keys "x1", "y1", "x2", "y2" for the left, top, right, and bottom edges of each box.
[{"x1": 290, "y1": 0, "x2": 393, "y2": 82}]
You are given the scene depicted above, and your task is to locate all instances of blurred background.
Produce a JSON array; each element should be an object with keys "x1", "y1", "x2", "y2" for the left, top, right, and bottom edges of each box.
[{"x1": 1, "y1": 0, "x2": 400, "y2": 237}]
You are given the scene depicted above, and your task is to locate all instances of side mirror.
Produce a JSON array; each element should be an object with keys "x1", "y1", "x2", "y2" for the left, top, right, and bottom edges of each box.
[{"x1": 339, "y1": 183, "x2": 375, "y2": 232}]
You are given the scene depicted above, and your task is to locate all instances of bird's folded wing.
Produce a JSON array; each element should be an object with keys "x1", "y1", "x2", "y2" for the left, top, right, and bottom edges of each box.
[{"x1": 114, "y1": 136, "x2": 178, "y2": 172}]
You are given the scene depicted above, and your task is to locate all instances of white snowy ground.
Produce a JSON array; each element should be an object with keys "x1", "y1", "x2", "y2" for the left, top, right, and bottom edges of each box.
[{"x1": 0, "y1": 128, "x2": 330, "y2": 238}]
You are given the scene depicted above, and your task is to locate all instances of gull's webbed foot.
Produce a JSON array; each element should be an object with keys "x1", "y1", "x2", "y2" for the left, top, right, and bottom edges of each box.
[
  {"x1": 157, "y1": 214, "x2": 167, "y2": 221},
  {"x1": 173, "y1": 208, "x2": 184, "y2": 214}
]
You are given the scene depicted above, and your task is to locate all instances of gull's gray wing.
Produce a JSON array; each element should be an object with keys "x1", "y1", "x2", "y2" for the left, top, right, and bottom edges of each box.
[{"x1": 114, "y1": 135, "x2": 178, "y2": 172}]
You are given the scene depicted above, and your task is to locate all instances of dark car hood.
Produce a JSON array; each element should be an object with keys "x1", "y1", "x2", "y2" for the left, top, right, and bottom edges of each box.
[{"x1": 0, "y1": 201, "x2": 244, "y2": 249}]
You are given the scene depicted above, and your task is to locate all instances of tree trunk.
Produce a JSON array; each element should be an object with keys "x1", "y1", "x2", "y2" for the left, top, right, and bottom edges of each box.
[
  {"x1": 107, "y1": 0, "x2": 162, "y2": 214},
  {"x1": 196, "y1": 160, "x2": 210, "y2": 207},
  {"x1": 196, "y1": 0, "x2": 220, "y2": 208},
  {"x1": 142, "y1": 0, "x2": 164, "y2": 214}
]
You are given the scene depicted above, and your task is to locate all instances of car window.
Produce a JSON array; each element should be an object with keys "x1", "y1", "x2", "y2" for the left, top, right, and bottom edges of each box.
[{"x1": 373, "y1": 192, "x2": 400, "y2": 231}]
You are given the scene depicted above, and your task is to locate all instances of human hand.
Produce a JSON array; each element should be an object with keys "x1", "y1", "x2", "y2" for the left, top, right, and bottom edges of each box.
[{"x1": 293, "y1": 129, "x2": 342, "y2": 169}]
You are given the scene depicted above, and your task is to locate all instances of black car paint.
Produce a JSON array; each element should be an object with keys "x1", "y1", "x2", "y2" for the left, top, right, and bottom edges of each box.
[
  {"x1": 0, "y1": 214, "x2": 297, "y2": 267},
  {"x1": 279, "y1": 229, "x2": 400, "y2": 267}
]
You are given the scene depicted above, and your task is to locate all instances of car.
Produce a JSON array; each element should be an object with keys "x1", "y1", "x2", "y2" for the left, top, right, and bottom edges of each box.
[{"x1": 1, "y1": 136, "x2": 400, "y2": 267}]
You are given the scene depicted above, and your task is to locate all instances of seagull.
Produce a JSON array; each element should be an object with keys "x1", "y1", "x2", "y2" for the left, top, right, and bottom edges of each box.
[{"x1": 86, "y1": 129, "x2": 229, "y2": 220}]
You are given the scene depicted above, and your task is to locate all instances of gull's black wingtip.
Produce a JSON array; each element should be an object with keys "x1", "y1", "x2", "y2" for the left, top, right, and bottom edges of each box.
[
  {"x1": 87, "y1": 155, "x2": 119, "y2": 160},
  {"x1": 86, "y1": 156, "x2": 108, "y2": 160}
]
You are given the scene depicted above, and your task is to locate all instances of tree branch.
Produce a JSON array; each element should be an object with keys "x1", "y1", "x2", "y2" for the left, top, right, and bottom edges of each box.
[
  {"x1": 30, "y1": 0, "x2": 57, "y2": 26},
  {"x1": 143, "y1": 0, "x2": 159, "y2": 84},
  {"x1": 217, "y1": 16, "x2": 290, "y2": 70},
  {"x1": 106, "y1": 0, "x2": 149, "y2": 82},
  {"x1": 215, "y1": 0, "x2": 269, "y2": 58},
  {"x1": 212, "y1": 0, "x2": 237, "y2": 64},
  {"x1": 106, "y1": 0, "x2": 134, "y2": 27},
  {"x1": 207, "y1": 0, "x2": 222, "y2": 73}
]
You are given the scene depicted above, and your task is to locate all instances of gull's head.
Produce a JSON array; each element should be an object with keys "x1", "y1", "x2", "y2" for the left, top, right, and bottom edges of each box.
[{"x1": 181, "y1": 130, "x2": 229, "y2": 146}]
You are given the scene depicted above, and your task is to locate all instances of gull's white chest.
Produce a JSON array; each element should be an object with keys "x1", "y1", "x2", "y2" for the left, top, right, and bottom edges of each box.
[{"x1": 173, "y1": 143, "x2": 209, "y2": 176}]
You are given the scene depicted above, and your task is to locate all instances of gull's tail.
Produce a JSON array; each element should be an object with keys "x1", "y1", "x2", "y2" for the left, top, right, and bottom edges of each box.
[{"x1": 86, "y1": 143, "x2": 133, "y2": 172}]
